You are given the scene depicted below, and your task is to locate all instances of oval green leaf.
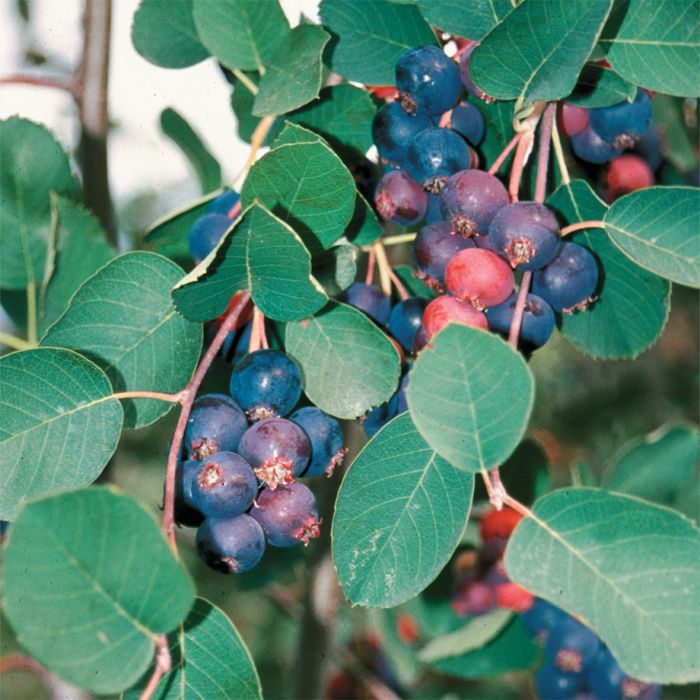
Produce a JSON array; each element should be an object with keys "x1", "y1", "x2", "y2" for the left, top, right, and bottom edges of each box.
[
  {"x1": 417, "y1": 0, "x2": 512, "y2": 42},
  {"x1": 566, "y1": 64, "x2": 636, "y2": 108}
]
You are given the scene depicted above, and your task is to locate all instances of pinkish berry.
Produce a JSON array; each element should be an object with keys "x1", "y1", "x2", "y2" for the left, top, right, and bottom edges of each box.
[
  {"x1": 445, "y1": 248, "x2": 514, "y2": 309},
  {"x1": 423, "y1": 294, "x2": 488, "y2": 339}
]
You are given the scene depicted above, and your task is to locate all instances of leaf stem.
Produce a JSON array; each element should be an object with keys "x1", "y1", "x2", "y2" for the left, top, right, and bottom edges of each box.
[
  {"x1": 232, "y1": 69, "x2": 259, "y2": 95},
  {"x1": 534, "y1": 103, "x2": 556, "y2": 204},
  {"x1": 0, "y1": 333, "x2": 34, "y2": 351},
  {"x1": 26, "y1": 284, "x2": 38, "y2": 346},
  {"x1": 388, "y1": 267, "x2": 409, "y2": 301},
  {"x1": 507, "y1": 130, "x2": 534, "y2": 202},
  {"x1": 112, "y1": 390, "x2": 184, "y2": 403},
  {"x1": 249, "y1": 305, "x2": 262, "y2": 353},
  {"x1": 488, "y1": 133, "x2": 522, "y2": 176},
  {"x1": 560, "y1": 220, "x2": 606, "y2": 236},
  {"x1": 365, "y1": 246, "x2": 376, "y2": 285},
  {"x1": 508, "y1": 271, "x2": 532, "y2": 348},
  {"x1": 256, "y1": 307, "x2": 269, "y2": 349},
  {"x1": 138, "y1": 634, "x2": 171, "y2": 700},
  {"x1": 232, "y1": 114, "x2": 276, "y2": 188},
  {"x1": 551, "y1": 115, "x2": 571, "y2": 186},
  {"x1": 372, "y1": 241, "x2": 392, "y2": 297}
]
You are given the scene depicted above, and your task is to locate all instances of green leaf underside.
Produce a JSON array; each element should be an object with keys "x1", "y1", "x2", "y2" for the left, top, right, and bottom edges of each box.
[
  {"x1": 2, "y1": 488, "x2": 195, "y2": 694},
  {"x1": 124, "y1": 598, "x2": 262, "y2": 700},
  {"x1": 600, "y1": 0, "x2": 700, "y2": 98},
  {"x1": 470, "y1": 0, "x2": 613, "y2": 102},
  {"x1": 604, "y1": 186, "x2": 700, "y2": 289},
  {"x1": 333, "y1": 413, "x2": 474, "y2": 607},
  {"x1": 548, "y1": 180, "x2": 670, "y2": 359},
  {"x1": 320, "y1": 0, "x2": 437, "y2": 85},
  {"x1": 312, "y1": 244, "x2": 358, "y2": 296},
  {"x1": 253, "y1": 24, "x2": 331, "y2": 117},
  {"x1": 407, "y1": 324, "x2": 534, "y2": 473},
  {"x1": 566, "y1": 64, "x2": 636, "y2": 108},
  {"x1": 417, "y1": 0, "x2": 512, "y2": 42},
  {"x1": 132, "y1": 0, "x2": 209, "y2": 69},
  {"x1": 0, "y1": 117, "x2": 80, "y2": 290},
  {"x1": 160, "y1": 108, "x2": 222, "y2": 193},
  {"x1": 0, "y1": 348, "x2": 123, "y2": 520},
  {"x1": 241, "y1": 141, "x2": 356, "y2": 255},
  {"x1": 192, "y1": 0, "x2": 289, "y2": 72},
  {"x1": 470, "y1": 98, "x2": 516, "y2": 170},
  {"x1": 172, "y1": 203, "x2": 327, "y2": 322},
  {"x1": 652, "y1": 95, "x2": 698, "y2": 174},
  {"x1": 285, "y1": 302, "x2": 401, "y2": 419},
  {"x1": 505, "y1": 488, "x2": 700, "y2": 684},
  {"x1": 42, "y1": 252, "x2": 202, "y2": 429}
]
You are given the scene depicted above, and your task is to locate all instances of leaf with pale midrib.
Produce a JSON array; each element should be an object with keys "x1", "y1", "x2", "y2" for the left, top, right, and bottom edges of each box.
[{"x1": 417, "y1": 0, "x2": 512, "y2": 41}]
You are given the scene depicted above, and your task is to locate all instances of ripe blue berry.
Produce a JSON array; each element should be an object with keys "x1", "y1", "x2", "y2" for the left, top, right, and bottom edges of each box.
[
  {"x1": 425, "y1": 193, "x2": 442, "y2": 223},
  {"x1": 388, "y1": 298, "x2": 429, "y2": 351},
  {"x1": 229, "y1": 349, "x2": 302, "y2": 420},
  {"x1": 238, "y1": 417, "x2": 310, "y2": 489},
  {"x1": 290, "y1": 406, "x2": 346, "y2": 477},
  {"x1": 207, "y1": 188, "x2": 240, "y2": 216},
  {"x1": 220, "y1": 321, "x2": 252, "y2": 364},
  {"x1": 587, "y1": 647, "x2": 659, "y2": 700},
  {"x1": 372, "y1": 102, "x2": 434, "y2": 166},
  {"x1": 406, "y1": 128, "x2": 471, "y2": 193},
  {"x1": 388, "y1": 370, "x2": 410, "y2": 415},
  {"x1": 363, "y1": 400, "x2": 396, "y2": 438},
  {"x1": 189, "y1": 451, "x2": 257, "y2": 518},
  {"x1": 571, "y1": 126, "x2": 622, "y2": 164},
  {"x1": 489, "y1": 202, "x2": 561, "y2": 270},
  {"x1": 488, "y1": 293, "x2": 555, "y2": 349},
  {"x1": 339, "y1": 282, "x2": 392, "y2": 325},
  {"x1": 545, "y1": 617, "x2": 601, "y2": 673},
  {"x1": 374, "y1": 170, "x2": 428, "y2": 225},
  {"x1": 414, "y1": 220, "x2": 476, "y2": 290},
  {"x1": 589, "y1": 89, "x2": 652, "y2": 149},
  {"x1": 450, "y1": 102, "x2": 485, "y2": 145},
  {"x1": 184, "y1": 393, "x2": 248, "y2": 460},
  {"x1": 522, "y1": 598, "x2": 566, "y2": 640},
  {"x1": 196, "y1": 514, "x2": 266, "y2": 574},
  {"x1": 250, "y1": 482, "x2": 321, "y2": 547},
  {"x1": 532, "y1": 242, "x2": 599, "y2": 313},
  {"x1": 439, "y1": 169, "x2": 508, "y2": 237},
  {"x1": 395, "y1": 46, "x2": 462, "y2": 116},
  {"x1": 188, "y1": 213, "x2": 232, "y2": 263},
  {"x1": 174, "y1": 459, "x2": 204, "y2": 527},
  {"x1": 535, "y1": 662, "x2": 582, "y2": 700}
]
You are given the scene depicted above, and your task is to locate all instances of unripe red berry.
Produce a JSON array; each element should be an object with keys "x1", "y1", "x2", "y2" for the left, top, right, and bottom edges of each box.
[
  {"x1": 423, "y1": 294, "x2": 488, "y2": 339},
  {"x1": 480, "y1": 507, "x2": 523, "y2": 541},
  {"x1": 561, "y1": 103, "x2": 589, "y2": 136},
  {"x1": 495, "y1": 581, "x2": 534, "y2": 612},
  {"x1": 603, "y1": 154, "x2": 654, "y2": 202},
  {"x1": 445, "y1": 249, "x2": 514, "y2": 309},
  {"x1": 396, "y1": 613, "x2": 420, "y2": 644}
]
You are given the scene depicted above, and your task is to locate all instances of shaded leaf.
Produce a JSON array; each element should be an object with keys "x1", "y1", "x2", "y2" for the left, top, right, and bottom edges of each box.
[
  {"x1": 394, "y1": 265, "x2": 436, "y2": 299},
  {"x1": 313, "y1": 244, "x2": 358, "y2": 296},
  {"x1": 652, "y1": 95, "x2": 698, "y2": 174},
  {"x1": 470, "y1": 98, "x2": 516, "y2": 170},
  {"x1": 566, "y1": 63, "x2": 636, "y2": 108},
  {"x1": 417, "y1": 0, "x2": 512, "y2": 41},
  {"x1": 344, "y1": 192, "x2": 384, "y2": 247}
]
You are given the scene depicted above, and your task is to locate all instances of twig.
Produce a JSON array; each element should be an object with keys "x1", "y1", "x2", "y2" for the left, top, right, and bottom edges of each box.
[
  {"x1": 232, "y1": 115, "x2": 276, "y2": 187},
  {"x1": 508, "y1": 130, "x2": 534, "y2": 202},
  {"x1": 139, "y1": 635, "x2": 171, "y2": 700},
  {"x1": 372, "y1": 241, "x2": 392, "y2": 297},
  {"x1": 0, "y1": 73, "x2": 76, "y2": 95},
  {"x1": 534, "y1": 103, "x2": 556, "y2": 204},
  {"x1": 0, "y1": 333, "x2": 34, "y2": 351},
  {"x1": 551, "y1": 116, "x2": 571, "y2": 186},
  {"x1": 373, "y1": 232, "x2": 417, "y2": 247},
  {"x1": 388, "y1": 267, "x2": 409, "y2": 301},
  {"x1": 232, "y1": 69, "x2": 259, "y2": 95},
  {"x1": 560, "y1": 220, "x2": 606, "y2": 236},
  {"x1": 488, "y1": 133, "x2": 522, "y2": 175},
  {"x1": 507, "y1": 271, "x2": 532, "y2": 347},
  {"x1": 112, "y1": 390, "x2": 184, "y2": 403},
  {"x1": 365, "y1": 246, "x2": 376, "y2": 285}
]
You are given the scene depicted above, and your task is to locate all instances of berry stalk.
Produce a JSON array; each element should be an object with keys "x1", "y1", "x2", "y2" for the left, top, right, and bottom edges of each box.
[{"x1": 139, "y1": 634, "x2": 171, "y2": 700}]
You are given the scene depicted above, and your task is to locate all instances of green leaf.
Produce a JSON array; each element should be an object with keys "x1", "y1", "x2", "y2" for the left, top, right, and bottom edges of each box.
[
  {"x1": 160, "y1": 108, "x2": 222, "y2": 193},
  {"x1": 652, "y1": 95, "x2": 698, "y2": 174},
  {"x1": 0, "y1": 117, "x2": 80, "y2": 290},
  {"x1": 272, "y1": 121, "x2": 324, "y2": 147},
  {"x1": 320, "y1": 0, "x2": 437, "y2": 85},
  {"x1": 172, "y1": 203, "x2": 327, "y2": 322},
  {"x1": 603, "y1": 424, "x2": 699, "y2": 507},
  {"x1": 231, "y1": 76, "x2": 266, "y2": 144},
  {"x1": 241, "y1": 140, "x2": 356, "y2": 255},
  {"x1": 42, "y1": 252, "x2": 202, "y2": 429},
  {"x1": 345, "y1": 192, "x2": 384, "y2": 247},
  {"x1": 416, "y1": 0, "x2": 512, "y2": 41},
  {"x1": 253, "y1": 25, "x2": 330, "y2": 117},
  {"x1": 548, "y1": 180, "x2": 670, "y2": 359},
  {"x1": 313, "y1": 244, "x2": 358, "y2": 296},
  {"x1": 285, "y1": 301, "x2": 401, "y2": 419},
  {"x1": 192, "y1": 0, "x2": 289, "y2": 72},
  {"x1": 124, "y1": 598, "x2": 262, "y2": 700},
  {"x1": 333, "y1": 412, "x2": 474, "y2": 607},
  {"x1": 505, "y1": 488, "x2": 700, "y2": 684},
  {"x1": 470, "y1": 98, "x2": 516, "y2": 170},
  {"x1": 600, "y1": 0, "x2": 700, "y2": 98},
  {"x1": 566, "y1": 63, "x2": 636, "y2": 108},
  {"x1": 2, "y1": 487, "x2": 195, "y2": 694},
  {"x1": 407, "y1": 324, "x2": 534, "y2": 473},
  {"x1": 132, "y1": 0, "x2": 209, "y2": 69},
  {"x1": 470, "y1": 0, "x2": 613, "y2": 103},
  {"x1": 394, "y1": 264, "x2": 436, "y2": 299},
  {"x1": 0, "y1": 348, "x2": 123, "y2": 520},
  {"x1": 604, "y1": 186, "x2": 700, "y2": 289}
]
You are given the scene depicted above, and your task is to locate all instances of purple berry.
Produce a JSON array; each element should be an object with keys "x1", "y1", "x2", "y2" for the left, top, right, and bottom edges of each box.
[
  {"x1": 196, "y1": 514, "x2": 265, "y2": 574},
  {"x1": 536, "y1": 662, "x2": 582, "y2": 700},
  {"x1": 414, "y1": 220, "x2": 475, "y2": 290},
  {"x1": 374, "y1": 170, "x2": 428, "y2": 225},
  {"x1": 174, "y1": 459, "x2": 204, "y2": 527},
  {"x1": 388, "y1": 298, "x2": 429, "y2": 351},
  {"x1": 488, "y1": 293, "x2": 555, "y2": 349},
  {"x1": 372, "y1": 102, "x2": 434, "y2": 166},
  {"x1": 184, "y1": 393, "x2": 248, "y2": 460},
  {"x1": 406, "y1": 127, "x2": 471, "y2": 193},
  {"x1": 188, "y1": 213, "x2": 232, "y2": 263},
  {"x1": 450, "y1": 102, "x2": 485, "y2": 145},
  {"x1": 290, "y1": 406, "x2": 346, "y2": 477},
  {"x1": 362, "y1": 400, "x2": 397, "y2": 438},
  {"x1": 571, "y1": 126, "x2": 622, "y2": 164},
  {"x1": 546, "y1": 617, "x2": 601, "y2": 673},
  {"x1": 339, "y1": 282, "x2": 392, "y2": 325},
  {"x1": 589, "y1": 89, "x2": 652, "y2": 150}
]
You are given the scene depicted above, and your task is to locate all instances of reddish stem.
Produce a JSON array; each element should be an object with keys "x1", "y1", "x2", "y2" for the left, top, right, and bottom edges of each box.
[
  {"x1": 365, "y1": 247, "x2": 376, "y2": 286},
  {"x1": 508, "y1": 130, "x2": 534, "y2": 202},
  {"x1": 488, "y1": 133, "x2": 522, "y2": 175},
  {"x1": 256, "y1": 307, "x2": 269, "y2": 349},
  {"x1": 388, "y1": 267, "x2": 410, "y2": 301},
  {"x1": 249, "y1": 305, "x2": 262, "y2": 354},
  {"x1": 508, "y1": 271, "x2": 532, "y2": 348},
  {"x1": 560, "y1": 220, "x2": 606, "y2": 236},
  {"x1": 139, "y1": 635, "x2": 171, "y2": 700},
  {"x1": 0, "y1": 655, "x2": 47, "y2": 675},
  {"x1": 535, "y1": 103, "x2": 556, "y2": 204},
  {"x1": 0, "y1": 74, "x2": 76, "y2": 96}
]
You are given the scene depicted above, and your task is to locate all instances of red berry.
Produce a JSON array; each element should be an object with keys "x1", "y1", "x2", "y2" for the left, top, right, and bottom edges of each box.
[
  {"x1": 396, "y1": 613, "x2": 420, "y2": 644},
  {"x1": 604, "y1": 154, "x2": 654, "y2": 202},
  {"x1": 423, "y1": 294, "x2": 488, "y2": 339},
  {"x1": 495, "y1": 581, "x2": 534, "y2": 612},
  {"x1": 367, "y1": 84, "x2": 399, "y2": 101},
  {"x1": 561, "y1": 103, "x2": 589, "y2": 136},
  {"x1": 479, "y1": 507, "x2": 523, "y2": 541},
  {"x1": 445, "y1": 249, "x2": 514, "y2": 309}
]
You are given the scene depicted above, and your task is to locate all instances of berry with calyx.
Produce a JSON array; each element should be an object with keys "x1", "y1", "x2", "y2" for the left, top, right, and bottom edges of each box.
[
  {"x1": 290, "y1": 406, "x2": 346, "y2": 477},
  {"x1": 423, "y1": 294, "x2": 488, "y2": 339},
  {"x1": 589, "y1": 89, "x2": 652, "y2": 149},
  {"x1": 196, "y1": 514, "x2": 265, "y2": 574},
  {"x1": 413, "y1": 220, "x2": 475, "y2": 291},
  {"x1": 560, "y1": 103, "x2": 589, "y2": 136},
  {"x1": 536, "y1": 662, "x2": 583, "y2": 700},
  {"x1": 571, "y1": 126, "x2": 622, "y2": 164},
  {"x1": 375, "y1": 169, "x2": 428, "y2": 225},
  {"x1": 487, "y1": 293, "x2": 556, "y2": 349},
  {"x1": 229, "y1": 349, "x2": 302, "y2": 420},
  {"x1": 603, "y1": 154, "x2": 654, "y2": 202},
  {"x1": 449, "y1": 101, "x2": 485, "y2": 145},
  {"x1": 479, "y1": 507, "x2": 523, "y2": 541},
  {"x1": 184, "y1": 393, "x2": 248, "y2": 460},
  {"x1": 250, "y1": 482, "x2": 321, "y2": 547},
  {"x1": 546, "y1": 617, "x2": 601, "y2": 673},
  {"x1": 339, "y1": 282, "x2": 392, "y2": 325},
  {"x1": 406, "y1": 127, "x2": 471, "y2": 193},
  {"x1": 587, "y1": 647, "x2": 660, "y2": 700},
  {"x1": 439, "y1": 169, "x2": 508, "y2": 238},
  {"x1": 388, "y1": 298, "x2": 430, "y2": 351},
  {"x1": 238, "y1": 417, "x2": 310, "y2": 489},
  {"x1": 188, "y1": 213, "x2": 232, "y2": 263},
  {"x1": 174, "y1": 459, "x2": 204, "y2": 527},
  {"x1": 206, "y1": 188, "x2": 240, "y2": 217},
  {"x1": 372, "y1": 101, "x2": 434, "y2": 166},
  {"x1": 489, "y1": 202, "x2": 561, "y2": 270},
  {"x1": 445, "y1": 248, "x2": 514, "y2": 309}
]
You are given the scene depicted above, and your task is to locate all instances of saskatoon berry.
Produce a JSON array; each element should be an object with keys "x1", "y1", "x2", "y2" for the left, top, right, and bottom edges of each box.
[
  {"x1": 189, "y1": 451, "x2": 257, "y2": 518},
  {"x1": 395, "y1": 45, "x2": 462, "y2": 116},
  {"x1": 250, "y1": 481, "x2": 321, "y2": 547},
  {"x1": 494, "y1": 581, "x2": 534, "y2": 612},
  {"x1": 535, "y1": 662, "x2": 583, "y2": 700},
  {"x1": 230, "y1": 349, "x2": 302, "y2": 420},
  {"x1": 196, "y1": 514, "x2": 265, "y2": 574},
  {"x1": 374, "y1": 170, "x2": 428, "y2": 225},
  {"x1": 589, "y1": 89, "x2": 652, "y2": 149},
  {"x1": 339, "y1": 282, "x2": 392, "y2": 325},
  {"x1": 406, "y1": 128, "x2": 471, "y2": 193},
  {"x1": 458, "y1": 43, "x2": 487, "y2": 100},
  {"x1": 489, "y1": 202, "x2": 561, "y2": 270},
  {"x1": 439, "y1": 169, "x2": 509, "y2": 238},
  {"x1": 388, "y1": 298, "x2": 430, "y2": 351},
  {"x1": 413, "y1": 220, "x2": 475, "y2": 290},
  {"x1": 388, "y1": 369, "x2": 410, "y2": 415},
  {"x1": 363, "y1": 400, "x2": 396, "y2": 438},
  {"x1": 571, "y1": 126, "x2": 622, "y2": 164},
  {"x1": 603, "y1": 154, "x2": 654, "y2": 202},
  {"x1": 487, "y1": 293, "x2": 556, "y2": 349},
  {"x1": 634, "y1": 124, "x2": 663, "y2": 170},
  {"x1": 423, "y1": 294, "x2": 488, "y2": 339},
  {"x1": 445, "y1": 248, "x2": 514, "y2": 309},
  {"x1": 546, "y1": 616, "x2": 601, "y2": 673},
  {"x1": 449, "y1": 101, "x2": 485, "y2": 145},
  {"x1": 412, "y1": 325, "x2": 429, "y2": 353},
  {"x1": 532, "y1": 242, "x2": 599, "y2": 313},
  {"x1": 188, "y1": 213, "x2": 232, "y2": 263},
  {"x1": 425, "y1": 193, "x2": 443, "y2": 223},
  {"x1": 587, "y1": 647, "x2": 659, "y2": 700},
  {"x1": 522, "y1": 598, "x2": 565, "y2": 640},
  {"x1": 206, "y1": 188, "x2": 240, "y2": 217},
  {"x1": 452, "y1": 579, "x2": 496, "y2": 616},
  {"x1": 184, "y1": 393, "x2": 248, "y2": 460},
  {"x1": 560, "y1": 103, "x2": 589, "y2": 136},
  {"x1": 174, "y1": 459, "x2": 204, "y2": 527},
  {"x1": 290, "y1": 406, "x2": 345, "y2": 478},
  {"x1": 372, "y1": 102, "x2": 434, "y2": 166},
  {"x1": 479, "y1": 507, "x2": 523, "y2": 541}
]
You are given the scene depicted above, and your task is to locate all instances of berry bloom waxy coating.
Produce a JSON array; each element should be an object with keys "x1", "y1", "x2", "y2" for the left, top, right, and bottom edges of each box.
[
  {"x1": 445, "y1": 248, "x2": 514, "y2": 309},
  {"x1": 406, "y1": 127, "x2": 471, "y2": 193},
  {"x1": 184, "y1": 393, "x2": 248, "y2": 460},
  {"x1": 414, "y1": 220, "x2": 475, "y2": 290},
  {"x1": 290, "y1": 406, "x2": 345, "y2": 477},
  {"x1": 372, "y1": 101, "x2": 433, "y2": 166},
  {"x1": 488, "y1": 293, "x2": 555, "y2": 349},
  {"x1": 196, "y1": 514, "x2": 266, "y2": 574},
  {"x1": 589, "y1": 89, "x2": 652, "y2": 149},
  {"x1": 388, "y1": 298, "x2": 429, "y2": 351},
  {"x1": 339, "y1": 282, "x2": 392, "y2": 325}
]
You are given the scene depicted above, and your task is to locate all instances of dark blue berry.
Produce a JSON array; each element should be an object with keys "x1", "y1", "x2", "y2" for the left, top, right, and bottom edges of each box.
[
  {"x1": 339, "y1": 282, "x2": 392, "y2": 325},
  {"x1": 450, "y1": 102, "x2": 485, "y2": 145},
  {"x1": 372, "y1": 102, "x2": 434, "y2": 166},
  {"x1": 635, "y1": 125, "x2": 663, "y2": 171},
  {"x1": 188, "y1": 213, "x2": 232, "y2": 263},
  {"x1": 229, "y1": 349, "x2": 302, "y2": 420},
  {"x1": 522, "y1": 599, "x2": 566, "y2": 640},
  {"x1": 175, "y1": 459, "x2": 204, "y2": 527},
  {"x1": 425, "y1": 193, "x2": 442, "y2": 223},
  {"x1": 406, "y1": 128, "x2": 471, "y2": 193},
  {"x1": 546, "y1": 617, "x2": 601, "y2": 673},
  {"x1": 220, "y1": 321, "x2": 252, "y2": 363},
  {"x1": 589, "y1": 89, "x2": 652, "y2": 149},
  {"x1": 363, "y1": 400, "x2": 396, "y2": 438},
  {"x1": 207, "y1": 188, "x2": 240, "y2": 216},
  {"x1": 487, "y1": 293, "x2": 555, "y2": 349},
  {"x1": 532, "y1": 242, "x2": 599, "y2": 313},
  {"x1": 290, "y1": 406, "x2": 345, "y2": 478},
  {"x1": 536, "y1": 662, "x2": 582, "y2": 700},
  {"x1": 388, "y1": 298, "x2": 429, "y2": 351},
  {"x1": 196, "y1": 514, "x2": 265, "y2": 574},
  {"x1": 388, "y1": 369, "x2": 410, "y2": 415},
  {"x1": 395, "y1": 46, "x2": 462, "y2": 116},
  {"x1": 374, "y1": 170, "x2": 428, "y2": 225},
  {"x1": 413, "y1": 220, "x2": 475, "y2": 290},
  {"x1": 571, "y1": 126, "x2": 621, "y2": 164},
  {"x1": 587, "y1": 647, "x2": 659, "y2": 700},
  {"x1": 184, "y1": 393, "x2": 248, "y2": 460}
]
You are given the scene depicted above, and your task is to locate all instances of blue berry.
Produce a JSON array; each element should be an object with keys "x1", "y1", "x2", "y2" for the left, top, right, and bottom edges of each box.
[
  {"x1": 450, "y1": 102, "x2": 485, "y2": 145},
  {"x1": 238, "y1": 417, "x2": 310, "y2": 489},
  {"x1": 425, "y1": 193, "x2": 442, "y2": 223},
  {"x1": 388, "y1": 298, "x2": 429, "y2": 351},
  {"x1": 589, "y1": 89, "x2": 652, "y2": 149},
  {"x1": 175, "y1": 459, "x2": 204, "y2": 527},
  {"x1": 571, "y1": 126, "x2": 621, "y2": 164},
  {"x1": 522, "y1": 599, "x2": 566, "y2": 640},
  {"x1": 546, "y1": 617, "x2": 601, "y2": 673},
  {"x1": 634, "y1": 124, "x2": 663, "y2": 170},
  {"x1": 406, "y1": 128, "x2": 471, "y2": 193},
  {"x1": 487, "y1": 293, "x2": 555, "y2": 349},
  {"x1": 206, "y1": 188, "x2": 240, "y2": 216},
  {"x1": 536, "y1": 662, "x2": 582, "y2": 700},
  {"x1": 388, "y1": 370, "x2": 410, "y2": 415},
  {"x1": 188, "y1": 213, "x2": 232, "y2": 263},
  {"x1": 290, "y1": 406, "x2": 345, "y2": 478},
  {"x1": 189, "y1": 451, "x2": 257, "y2": 518},
  {"x1": 184, "y1": 394, "x2": 248, "y2": 460},
  {"x1": 586, "y1": 646, "x2": 660, "y2": 700},
  {"x1": 339, "y1": 282, "x2": 392, "y2": 325},
  {"x1": 250, "y1": 482, "x2": 321, "y2": 547},
  {"x1": 372, "y1": 102, "x2": 434, "y2": 166},
  {"x1": 489, "y1": 202, "x2": 561, "y2": 270},
  {"x1": 230, "y1": 349, "x2": 302, "y2": 420},
  {"x1": 220, "y1": 321, "x2": 253, "y2": 363},
  {"x1": 395, "y1": 46, "x2": 462, "y2": 116},
  {"x1": 363, "y1": 400, "x2": 396, "y2": 438},
  {"x1": 413, "y1": 220, "x2": 475, "y2": 290},
  {"x1": 374, "y1": 170, "x2": 428, "y2": 225},
  {"x1": 532, "y1": 242, "x2": 599, "y2": 313},
  {"x1": 196, "y1": 514, "x2": 265, "y2": 574}
]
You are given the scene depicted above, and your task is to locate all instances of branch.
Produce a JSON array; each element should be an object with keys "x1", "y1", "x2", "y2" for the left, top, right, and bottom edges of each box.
[
  {"x1": 374, "y1": 232, "x2": 417, "y2": 247},
  {"x1": 0, "y1": 73, "x2": 76, "y2": 95},
  {"x1": 139, "y1": 635, "x2": 171, "y2": 700},
  {"x1": 507, "y1": 130, "x2": 535, "y2": 202},
  {"x1": 488, "y1": 133, "x2": 522, "y2": 176},
  {"x1": 232, "y1": 115, "x2": 276, "y2": 187},
  {"x1": 0, "y1": 333, "x2": 34, "y2": 351}
]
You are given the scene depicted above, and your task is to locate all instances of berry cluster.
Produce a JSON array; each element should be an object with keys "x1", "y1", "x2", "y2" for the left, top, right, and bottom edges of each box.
[{"x1": 187, "y1": 188, "x2": 241, "y2": 263}]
